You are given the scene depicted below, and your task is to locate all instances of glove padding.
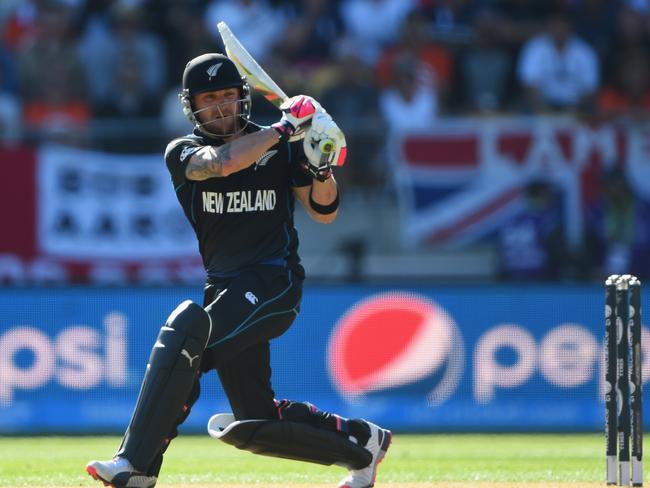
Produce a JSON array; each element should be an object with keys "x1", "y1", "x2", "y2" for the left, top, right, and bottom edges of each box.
[
  {"x1": 272, "y1": 95, "x2": 323, "y2": 142},
  {"x1": 302, "y1": 112, "x2": 347, "y2": 181}
]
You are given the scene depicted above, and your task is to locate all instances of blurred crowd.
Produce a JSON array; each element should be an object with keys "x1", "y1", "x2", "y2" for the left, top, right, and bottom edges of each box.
[
  {"x1": 1, "y1": 0, "x2": 650, "y2": 145},
  {"x1": 2, "y1": 0, "x2": 650, "y2": 282},
  {"x1": 496, "y1": 171, "x2": 650, "y2": 282}
]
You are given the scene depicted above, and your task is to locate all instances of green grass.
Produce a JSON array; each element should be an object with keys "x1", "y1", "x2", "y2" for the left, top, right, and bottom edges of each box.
[{"x1": 0, "y1": 434, "x2": 606, "y2": 486}]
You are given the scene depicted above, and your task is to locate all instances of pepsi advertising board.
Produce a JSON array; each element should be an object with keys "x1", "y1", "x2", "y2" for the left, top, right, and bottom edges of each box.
[{"x1": 0, "y1": 285, "x2": 647, "y2": 433}]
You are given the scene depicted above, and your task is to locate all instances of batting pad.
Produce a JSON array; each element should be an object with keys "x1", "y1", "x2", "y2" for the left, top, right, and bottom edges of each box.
[{"x1": 207, "y1": 414, "x2": 371, "y2": 469}]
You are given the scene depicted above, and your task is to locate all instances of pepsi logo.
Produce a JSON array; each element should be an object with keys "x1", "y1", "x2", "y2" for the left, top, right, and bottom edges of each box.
[{"x1": 327, "y1": 292, "x2": 464, "y2": 405}]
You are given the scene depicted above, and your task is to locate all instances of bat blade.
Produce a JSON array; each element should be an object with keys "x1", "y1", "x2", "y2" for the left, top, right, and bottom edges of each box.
[
  {"x1": 217, "y1": 21, "x2": 340, "y2": 164},
  {"x1": 217, "y1": 21, "x2": 288, "y2": 107}
]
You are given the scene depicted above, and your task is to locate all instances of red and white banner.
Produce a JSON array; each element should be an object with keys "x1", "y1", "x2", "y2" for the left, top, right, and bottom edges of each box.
[
  {"x1": 0, "y1": 145, "x2": 203, "y2": 284},
  {"x1": 389, "y1": 117, "x2": 648, "y2": 248},
  {"x1": 2, "y1": 117, "x2": 650, "y2": 283},
  {"x1": 37, "y1": 145, "x2": 196, "y2": 259}
]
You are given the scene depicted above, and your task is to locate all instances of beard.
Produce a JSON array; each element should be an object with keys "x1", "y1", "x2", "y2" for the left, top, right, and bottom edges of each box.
[{"x1": 202, "y1": 114, "x2": 239, "y2": 137}]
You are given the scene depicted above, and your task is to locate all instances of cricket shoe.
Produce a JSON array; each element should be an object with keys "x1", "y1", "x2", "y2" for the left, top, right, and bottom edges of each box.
[
  {"x1": 86, "y1": 456, "x2": 157, "y2": 488},
  {"x1": 338, "y1": 420, "x2": 392, "y2": 488}
]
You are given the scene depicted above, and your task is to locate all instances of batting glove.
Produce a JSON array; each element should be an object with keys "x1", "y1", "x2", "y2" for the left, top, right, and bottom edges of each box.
[
  {"x1": 272, "y1": 95, "x2": 323, "y2": 142},
  {"x1": 303, "y1": 112, "x2": 347, "y2": 181}
]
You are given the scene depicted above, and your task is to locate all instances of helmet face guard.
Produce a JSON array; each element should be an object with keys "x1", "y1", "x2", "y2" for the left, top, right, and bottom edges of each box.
[
  {"x1": 179, "y1": 53, "x2": 253, "y2": 138},
  {"x1": 179, "y1": 85, "x2": 251, "y2": 138}
]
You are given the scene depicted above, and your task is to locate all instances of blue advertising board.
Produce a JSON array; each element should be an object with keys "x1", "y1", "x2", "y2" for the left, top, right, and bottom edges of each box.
[{"x1": 0, "y1": 285, "x2": 646, "y2": 433}]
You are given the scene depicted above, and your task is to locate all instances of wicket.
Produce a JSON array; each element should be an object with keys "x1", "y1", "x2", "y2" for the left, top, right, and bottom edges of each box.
[{"x1": 605, "y1": 274, "x2": 643, "y2": 486}]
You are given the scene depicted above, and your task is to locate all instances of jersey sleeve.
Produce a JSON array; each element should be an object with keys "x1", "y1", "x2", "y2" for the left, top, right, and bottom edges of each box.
[
  {"x1": 288, "y1": 139, "x2": 313, "y2": 188},
  {"x1": 164, "y1": 138, "x2": 203, "y2": 189}
]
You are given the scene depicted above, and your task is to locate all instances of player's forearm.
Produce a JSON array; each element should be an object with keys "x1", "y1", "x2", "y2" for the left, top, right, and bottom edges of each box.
[
  {"x1": 309, "y1": 177, "x2": 338, "y2": 223},
  {"x1": 185, "y1": 129, "x2": 279, "y2": 180},
  {"x1": 311, "y1": 177, "x2": 338, "y2": 204}
]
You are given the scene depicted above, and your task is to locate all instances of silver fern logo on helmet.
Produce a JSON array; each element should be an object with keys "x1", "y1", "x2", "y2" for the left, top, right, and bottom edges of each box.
[
  {"x1": 206, "y1": 63, "x2": 223, "y2": 80},
  {"x1": 179, "y1": 54, "x2": 253, "y2": 138}
]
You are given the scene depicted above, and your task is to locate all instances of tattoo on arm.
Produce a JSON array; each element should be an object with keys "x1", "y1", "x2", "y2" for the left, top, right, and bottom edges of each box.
[{"x1": 185, "y1": 144, "x2": 232, "y2": 180}]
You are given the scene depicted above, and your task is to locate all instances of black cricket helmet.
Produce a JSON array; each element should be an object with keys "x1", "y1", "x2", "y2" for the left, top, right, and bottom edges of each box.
[{"x1": 179, "y1": 53, "x2": 252, "y2": 137}]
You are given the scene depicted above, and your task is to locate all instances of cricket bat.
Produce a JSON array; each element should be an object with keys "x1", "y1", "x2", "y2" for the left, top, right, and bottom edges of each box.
[{"x1": 217, "y1": 21, "x2": 335, "y2": 155}]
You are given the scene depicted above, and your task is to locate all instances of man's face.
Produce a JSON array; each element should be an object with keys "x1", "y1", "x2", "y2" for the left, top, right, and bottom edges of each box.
[{"x1": 193, "y1": 87, "x2": 241, "y2": 136}]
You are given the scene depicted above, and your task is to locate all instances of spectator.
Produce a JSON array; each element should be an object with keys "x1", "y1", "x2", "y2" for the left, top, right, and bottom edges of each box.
[
  {"x1": 94, "y1": 51, "x2": 160, "y2": 118},
  {"x1": 276, "y1": 0, "x2": 343, "y2": 66},
  {"x1": 497, "y1": 181, "x2": 567, "y2": 281},
  {"x1": 615, "y1": 2, "x2": 650, "y2": 51},
  {"x1": 76, "y1": 0, "x2": 115, "y2": 104},
  {"x1": 257, "y1": 53, "x2": 307, "y2": 107},
  {"x1": 496, "y1": 0, "x2": 554, "y2": 44},
  {"x1": 598, "y1": 49, "x2": 650, "y2": 121},
  {"x1": 107, "y1": 2, "x2": 166, "y2": 98},
  {"x1": 459, "y1": 9, "x2": 512, "y2": 112},
  {"x1": 569, "y1": 0, "x2": 620, "y2": 61},
  {"x1": 601, "y1": 5, "x2": 650, "y2": 87},
  {"x1": 0, "y1": 36, "x2": 20, "y2": 142},
  {"x1": 0, "y1": 39, "x2": 18, "y2": 96},
  {"x1": 0, "y1": 21, "x2": 22, "y2": 144},
  {"x1": 153, "y1": 0, "x2": 217, "y2": 91},
  {"x1": 583, "y1": 167, "x2": 650, "y2": 280},
  {"x1": 517, "y1": 9, "x2": 599, "y2": 113},
  {"x1": 17, "y1": 2, "x2": 85, "y2": 102},
  {"x1": 379, "y1": 52, "x2": 438, "y2": 133},
  {"x1": 321, "y1": 39, "x2": 382, "y2": 188},
  {"x1": 0, "y1": 75, "x2": 20, "y2": 143},
  {"x1": 323, "y1": 41, "x2": 380, "y2": 128},
  {"x1": 376, "y1": 8, "x2": 452, "y2": 106},
  {"x1": 79, "y1": 2, "x2": 166, "y2": 113},
  {"x1": 2, "y1": 0, "x2": 40, "y2": 50},
  {"x1": 17, "y1": 1, "x2": 89, "y2": 143},
  {"x1": 203, "y1": 0, "x2": 286, "y2": 63},
  {"x1": 21, "y1": 61, "x2": 90, "y2": 144},
  {"x1": 419, "y1": 0, "x2": 476, "y2": 41},
  {"x1": 340, "y1": 0, "x2": 416, "y2": 65}
]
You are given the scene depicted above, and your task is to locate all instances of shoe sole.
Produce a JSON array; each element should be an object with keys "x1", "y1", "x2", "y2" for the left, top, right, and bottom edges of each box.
[
  {"x1": 369, "y1": 429, "x2": 392, "y2": 487},
  {"x1": 86, "y1": 464, "x2": 114, "y2": 487},
  {"x1": 86, "y1": 463, "x2": 156, "y2": 488}
]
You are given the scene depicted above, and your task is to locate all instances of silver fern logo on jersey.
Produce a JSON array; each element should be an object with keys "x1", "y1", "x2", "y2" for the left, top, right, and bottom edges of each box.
[
  {"x1": 180, "y1": 146, "x2": 200, "y2": 162},
  {"x1": 254, "y1": 150, "x2": 278, "y2": 170},
  {"x1": 206, "y1": 63, "x2": 223, "y2": 80}
]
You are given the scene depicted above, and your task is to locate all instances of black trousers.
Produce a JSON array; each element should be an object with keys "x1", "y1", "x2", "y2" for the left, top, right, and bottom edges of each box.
[
  {"x1": 202, "y1": 264, "x2": 303, "y2": 419},
  {"x1": 146, "y1": 264, "x2": 366, "y2": 478},
  {"x1": 146, "y1": 264, "x2": 303, "y2": 475}
]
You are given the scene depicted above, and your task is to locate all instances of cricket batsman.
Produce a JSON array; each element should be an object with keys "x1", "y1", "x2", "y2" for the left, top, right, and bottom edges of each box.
[{"x1": 85, "y1": 52, "x2": 391, "y2": 488}]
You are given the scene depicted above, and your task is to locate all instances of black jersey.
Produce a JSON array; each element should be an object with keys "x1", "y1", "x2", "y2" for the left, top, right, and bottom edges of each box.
[{"x1": 165, "y1": 126, "x2": 312, "y2": 279}]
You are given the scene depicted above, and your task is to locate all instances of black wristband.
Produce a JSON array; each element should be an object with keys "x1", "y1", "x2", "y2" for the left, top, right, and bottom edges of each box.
[{"x1": 309, "y1": 188, "x2": 340, "y2": 215}]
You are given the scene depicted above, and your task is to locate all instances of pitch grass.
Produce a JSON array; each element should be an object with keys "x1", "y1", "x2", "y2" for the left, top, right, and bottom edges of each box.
[{"x1": 0, "y1": 434, "x2": 614, "y2": 487}]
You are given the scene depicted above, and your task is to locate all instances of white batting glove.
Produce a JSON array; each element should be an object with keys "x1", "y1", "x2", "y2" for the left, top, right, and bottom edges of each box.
[
  {"x1": 303, "y1": 112, "x2": 347, "y2": 181},
  {"x1": 272, "y1": 95, "x2": 323, "y2": 142}
]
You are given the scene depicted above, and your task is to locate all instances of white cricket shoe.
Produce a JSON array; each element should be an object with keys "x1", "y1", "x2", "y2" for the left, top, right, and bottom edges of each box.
[
  {"x1": 338, "y1": 421, "x2": 392, "y2": 488},
  {"x1": 86, "y1": 456, "x2": 157, "y2": 488}
]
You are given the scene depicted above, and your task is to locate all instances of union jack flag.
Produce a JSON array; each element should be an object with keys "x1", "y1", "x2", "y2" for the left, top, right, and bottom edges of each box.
[{"x1": 390, "y1": 118, "x2": 618, "y2": 248}]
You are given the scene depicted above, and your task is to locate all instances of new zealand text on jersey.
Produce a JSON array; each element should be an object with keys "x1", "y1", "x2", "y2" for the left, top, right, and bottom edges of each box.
[{"x1": 202, "y1": 190, "x2": 277, "y2": 214}]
